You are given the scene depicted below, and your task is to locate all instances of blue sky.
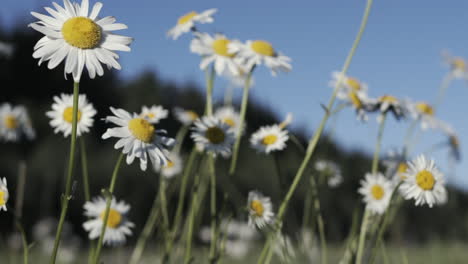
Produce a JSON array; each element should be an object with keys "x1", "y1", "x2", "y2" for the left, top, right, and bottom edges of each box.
[{"x1": 2, "y1": 0, "x2": 468, "y2": 189}]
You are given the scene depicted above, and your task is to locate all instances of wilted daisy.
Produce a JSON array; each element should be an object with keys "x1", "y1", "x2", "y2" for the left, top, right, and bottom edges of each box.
[
  {"x1": 247, "y1": 191, "x2": 274, "y2": 229},
  {"x1": 229, "y1": 40, "x2": 291, "y2": 76},
  {"x1": 167, "y1": 9, "x2": 217, "y2": 40},
  {"x1": 0, "y1": 103, "x2": 35, "y2": 142},
  {"x1": 102, "y1": 107, "x2": 175, "y2": 171},
  {"x1": 250, "y1": 114, "x2": 292, "y2": 154},
  {"x1": 376, "y1": 95, "x2": 405, "y2": 121},
  {"x1": 329, "y1": 72, "x2": 368, "y2": 100},
  {"x1": 140, "y1": 105, "x2": 168, "y2": 124},
  {"x1": 191, "y1": 116, "x2": 235, "y2": 158},
  {"x1": 0, "y1": 178, "x2": 8, "y2": 211},
  {"x1": 442, "y1": 51, "x2": 468, "y2": 80},
  {"x1": 153, "y1": 150, "x2": 182, "y2": 179},
  {"x1": 400, "y1": 155, "x2": 447, "y2": 207},
  {"x1": 46, "y1": 93, "x2": 96, "y2": 137},
  {"x1": 191, "y1": 32, "x2": 241, "y2": 76},
  {"x1": 83, "y1": 196, "x2": 134, "y2": 245},
  {"x1": 173, "y1": 107, "x2": 199, "y2": 126},
  {"x1": 30, "y1": 0, "x2": 132, "y2": 82},
  {"x1": 358, "y1": 173, "x2": 393, "y2": 215},
  {"x1": 314, "y1": 160, "x2": 343, "y2": 188},
  {"x1": 214, "y1": 106, "x2": 243, "y2": 135}
]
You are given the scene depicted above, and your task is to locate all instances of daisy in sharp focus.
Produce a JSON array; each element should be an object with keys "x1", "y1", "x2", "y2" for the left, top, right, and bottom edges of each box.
[
  {"x1": 329, "y1": 71, "x2": 368, "y2": 100},
  {"x1": 153, "y1": 150, "x2": 183, "y2": 179},
  {"x1": 140, "y1": 105, "x2": 168, "y2": 124},
  {"x1": 358, "y1": 172, "x2": 393, "y2": 215},
  {"x1": 250, "y1": 114, "x2": 292, "y2": 154},
  {"x1": 83, "y1": 196, "x2": 134, "y2": 245},
  {"x1": 102, "y1": 107, "x2": 175, "y2": 171},
  {"x1": 400, "y1": 155, "x2": 447, "y2": 207},
  {"x1": 191, "y1": 116, "x2": 235, "y2": 158},
  {"x1": 0, "y1": 178, "x2": 9, "y2": 211},
  {"x1": 174, "y1": 107, "x2": 199, "y2": 126},
  {"x1": 46, "y1": 93, "x2": 96, "y2": 137},
  {"x1": 167, "y1": 8, "x2": 217, "y2": 40},
  {"x1": 214, "y1": 106, "x2": 243, "y2": 136},
  {"x1": 314, "y1": 159, "x2": 343, "y2": 188},
  {"x1": 0, "y1": 103, "x2": 35, "y2": 142},
  {"x1": 376, "y1": 95, "x2": 405, "y2": 122},
  {"x1": 247, "y1": 191, "x2": 275, "y2": 229},
  {"x1": 30, "y1": 0, "x2": 132, "y2": 82}
]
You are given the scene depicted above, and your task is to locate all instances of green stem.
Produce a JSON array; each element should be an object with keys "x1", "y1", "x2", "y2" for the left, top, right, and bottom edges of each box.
[
  {"x1": 224, "y1": 84, "x2": 234, "y2": 107},
  {"x1": 15, "y1": 160, "x2": 26, "y2": 219},
  {"x1": 434, "y1": 73, "x2": 453, "y2": 111},
  {"x1": 372, "y1": 114, "x2": 387, "y2": 174},
  {"x1": 205, "y1": 66, "x2": 215, "y2": 116},
  {"x1": 15, "y1": 221, "x2": 28, "y2": 264},
  {"x1": 355, "y1": 209, "x2": 370, "y2": 264},
  {"x1": 183, "y1": 171, "x2": 203, "y2": 264},
  {"x1": 80, "y1": 138, "x2": 91, "y2": 202},
  {"x1": 174, "y1": 126, "x2": 190, "y2": 154},
  {"x1": 310, "y1": 176, "x2": 327, "y2": 264},
  {"x1": 93, "y1": 153, "x2": 124, "y2": 264},
  {"x1": 159, "y1": 178, "x2": 171, "y2": 263},
  {"x1": 50, "y1": 81, "x2": 80, "y2": 264},
  {"x1": 208, "y1": 156, "x2": 218, "y2": 263}
]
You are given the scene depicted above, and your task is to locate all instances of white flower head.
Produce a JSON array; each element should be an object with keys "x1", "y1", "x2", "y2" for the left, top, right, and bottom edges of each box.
[
  {"x1": 173, "y1": 107, "x2": 199, "y2": 126},
  {"x1": 400, "y1": 155, "x2": 447, "y2": 208},
  {"x1": 102, "y1": 107, "x2": 175, "y2": 171},
  {"x1": 140, "y1": 105, "x2": 168, "y2": 124},
  {"x1": 339, "y1": 91, "x2": 376, "y2": 122},
  {"x1": 0, "y1": 41, "x2": 14, "y2": 58},
  {"x1": 405, "y1": 100, "x2": 438, "y2": 130},
  {"x1": 0, "y1": 178, "x2": 8, "y2": 211},
  {"x1": 247, "y1": 191, "x2": 275, "y2": 229},
  {"x1": 250, "y1": 114, "x2": 292, "y2": 154},
  {"x1": 329, "y1": 71, "x2": 368, "y2": 100},
  {"x1": 167, "y1": 9, "x2": 217, "y2": 40},
  {"x1": 358, "y1": 172, "x2": 393, "y2": 215},
  {"x1": 153, "y1": 150, "x2": 183, "y2": 179},
  {"x1": 0, "y1": 103, "x2": 35, "y2": 142},
  {"x1": 191, "y1": 116, "x2": 235, "y2": 158},
  {"x1": 376, "y1": 95, "x2": 405, "y2": 121},
  {"x1": 46, "y1": 93, "x2": 96, "y2": 137},
  {"x1": 30, "y1": 0, "x2": 133, "y2": 82},
  {"x1": 83, "y1": 196, "x2": 134, "y2": 246},
  {"x1": 214, "y1": 106, "x2": 244, "y2": 136},
  {"x1": 314, "y1": 160, "x2": 343, "y2": 188},
  {"x1": 442, "y1": 50, "x2": 468, "y2": 80}
]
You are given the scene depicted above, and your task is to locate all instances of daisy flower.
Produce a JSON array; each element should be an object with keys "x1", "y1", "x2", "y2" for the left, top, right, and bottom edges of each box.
[
  {"x1": 30, "y1": 0, "x2": 132, "y2": 82},
  {"x1": 46, "y1": 93, "x2": 96, "y2": 137},
  {"x1": 406, "y1": 101, "x2": 437, "y2": 130},
  {"x1": 376, "y1": 95, "x2": 405, "y2": 121},
  {"x1": 102, "y1": 107, "x2": 175, "y2": 171},
  {"x1": 314, "y1": 160, "x2": 343, "y2": 188},
  {"x1": 174, "y1": 107, "x2": 199, "y2": 126},
  {"x1": 190, "y1": 32, "x2": 241, "y2": 76},
  {"x1": 250, "y1": 114, "x2": 292, "y2": 154},
  {"x1": 247, "y1": 191, "x2": 275, "y2": 229},
  {"x1": 340, "y1": 91, "x2": 376, "y2": 122},
  {"x1": 214, "y1": 106, "x2": 243, "y2": 135},
  {"x1": 400, "y1": 155, "x2": 447, "y2": 207},
  {"x1": 358, "y1": 173, "x2": 393, "y2": 215},
  {"x1": 442, "y1": 51, "x2": 468, "y2": 80},
  {"x1": 0, "y1": 103, "x2": 35, "y2": 142},
  {"x1": 191, "y1": 116, "x2": 235, "y2": 158},
  {"x1": 329, "y1": 71, "x2": 368, "y2": 100},
  {"x1": 0, "y1": 178, "x2": 8, "y2": 211},
  {"x1": 167, "y1": 9, "x2": 217, "y2": 40},
  {"x1": 0, "y1": 41, "x2": 14, "y2": 58},
  {"x1": 83, "y1": 196, "x2": 134, "y2": 245},
  {"x1": 153, "y1": 150, "x2": 183, "y2": 179},
  {"x1": 383, "y1": 149, "x2": 408, "y2": 183},
  {"x1": 140, "y1": 105, "x2": 168, "y2": 124},
  {"x1": 229, "y1": 40, "x2": 291, "y2": 76}
]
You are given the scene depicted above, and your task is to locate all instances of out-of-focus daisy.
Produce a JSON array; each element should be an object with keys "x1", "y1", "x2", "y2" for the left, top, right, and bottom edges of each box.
[
  {"x1": 250, "y1": 114, "x2": 292, "y2": 154},
  {"x1": 358, "y1": 173, "x2": 393, "y2": 215},
  {"x1": 224, "y1": 66, "x2": 255, "y2": 89},
  {"x1": 442, "y1": 51, "x2": 468, "y2": 80},
  {"x1": 406, "y1": 101, "x2": 437, "y2": 130},
  {"x1": 83, "y1": 196, "x2": 134, "y2": 245},
  {"x1": 229, "y1": 40, "x2": 291, "y2": 76},
  {"x1": 314, "y1": 159, "x2": 343, "y2": 188},
  {"x1": 46, "y1": 93, "x2": 96, "y2": 137},
  {"x1": 102, "y1": 107, "x2": 175, "y2": 171},
  {"x1": 214, "y1": 106, "x2": 243, "y2": 135},
  {"x1": 30, "y1": 0, "x2": 132, "y2": 82},
  {"x1": 167, "y1": 9, "x2": 217, "y2": 40},
  {"x1": 191, "y1": 116, "x2": 235, "y2": 158},
  {"x1": 247, "y1": 191, "x2": 274, "y2": 229},
  {"x1": 273, "y1": 233, "x2": 296, "y2": 263},
  {"x1": 191, "y1": 32, "x2": 241, "y2": 76},
  {"x1": 0, "y1": 41, "x2": 14, "y2": 58},
  {"x1": 329, "y1": 72, "x2": 368, "y2": 100},
  {"x1": 400, "y1": 155, "x2": 447, "y2": 207},
  {"x1": 447, "y1": 133, "x2": 461, "y2": 162},
  {"x1": 140, "y1": 105, "x2": 168, "y2": 124},
  {"x1": 153, "y1": 150, "x2": 182, "y2": 179},
  {"x1": 174, "y1": 107, "x2": 199, "y2": 126},
  {"x1": 0, "y1": 178, "x2": 8, "y2": 211},
  {"x1": 299, "y1": 228, "x2": 320, "y2": 262},
  {"x1": 383, "y1": 149, "x2": 408, "y2": 183},
  {"x1": 376, "y1": 95, "x2": 405, "y2": 121},
  {"x1": 340, "y1": 91, "x2": 375, "y2": 122},
  {"x1": 0, "y1": 103, "x2": 35, "y2": 142}
]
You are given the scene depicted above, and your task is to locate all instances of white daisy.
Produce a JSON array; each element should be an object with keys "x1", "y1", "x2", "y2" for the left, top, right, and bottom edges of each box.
[
  {"x1": 30, "y1": 0, "x2": 132, "y2": 82},
  {"x1": 406, "y1": 100, "x2": 438, "y2": 130},
  {"x1": 191, "y1": 116, "x2": 235, "y2": 158},
  {"x1": 0, "y1": 178, "x2": 8, "y2": 211},
  {"x1": 314, "y1": 160, "x2": 343, "y2": 188},
  {"x1": 376, "y1": 95, "x2": 405, "y2": 121},
  {"x1": 173, "y1": 107, "x2": 199, "y2": 126},
  {"x1": 102, "y1": 107, "x2": 175, "y2": 171},
  {"x1": 83, "y1": 196, "x2": 134, "y2": 246},
  {"x1": 229, "y1": 40, "x2": 291, "y2": 76},
  {"x1": 190, "y1": 32, "x2": 241, "y2": 76},
  {"x1": 0, "y1": 103, "x2": 35, "y2": 142},
  {"x1": 214, "y1": 106, "x2": 243, "y2": 135},
  {"x1": 329, "y1": 71, "x2": 368, "y2": 100},
  {"x1": 382, "y1": 149, "x2": 408, "y2": 183},
  {"x1": 153, "y1": 150, "x2": 183, "y2": 179},
  {"x1": 442, "y1": 50, "x2": 468, "y2": 80},
  {"x1": 400, "y1": 155, "x2": 447, "y2": 207},
  {"x1": 167, "y1": 9, "x2": 217, "y2": 40},
  {"x1": 250, "y1": 114, "x2": 291, "y2": 154},
  {"x1": 140, "y1": 105, "x2": 168, "y2": 124},
  {"x1": 46, "y1": 93, "x2": 96, "y2": 137},
  {"x1": 358, "y1": 173, "x2": 393, "y2": 215},
  {"x1": 247, "y1": 191, "x2": 275, "y2": 229},
  {"x1": 0, "y1": 41, "x2": 14, "y2": 58},
  {"x1": 340, "y1": 91, "x2": 376, "y2": 122}
]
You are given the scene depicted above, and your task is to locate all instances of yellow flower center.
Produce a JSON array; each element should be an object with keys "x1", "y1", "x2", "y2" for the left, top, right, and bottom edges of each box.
[
  {"x1": 205, "y1": 126, "x2": 225, "y2": 144},
  {"x1": 63, "y1": 107, "x2": 82, "y2": 123},
  {"x1": 348, "y1": 92, "x2": 362, "y2": 109},
  {"x1": 100, "y1": 209, "x2": 122, "y2": 228},
  {"x1": 251, "y1": 40, "x2": 275, "y2": 57},
  {"x1": 4, "y1": 115, "x2": 18, "y2": 129},
  {"x1": 371, "y1": 184, "x2": 385, "y2": 200},
  {"x1": 187, "y1": 111, "x2": 199, "y2": 121},
  {"x1": 416, "y1": 170, "x2": 435, "y2": 191},
  {"x1": 128, "y1": 118, "x2": 155, "y2": 143},
  {"x1": 379, "y1": 95, "x2": 398, "y2": 103},
  {"x1": 223, "y1": 118, "x2": 235, "y2": 127},
  {"x1": 62, "y1": 17, "x2": 101, "y2": 49},
  {"x1": 144, "y1": 113, "x2": 156, "y2": 119},
  {"x1": 212, "y1": 38, "x2": 235, "y2": 57},
  {"x1": 346, "y1": 77, "x2": 361, "y2": 91},
  {"x1": 0, "y1": 191, "x2": 6, "y2": 206},
  {"x1": 415, "y1": 103, "x2": 434, "y2": 116},
  {"x1": 262, "y1": 134, "x2": 278, "y2": 145},
  {"x1": 165, "y1": 161, "x2": 175, "y2": 169},
  {"x1": 177, "y1": 11, "x2": 198, "y2": 25},
  {"x1": 250, "y1": 200, "x2": 264, "y2": 216},
  {"x1": 452, "y1": 58, "x2": 466, "y2": 70},
  {"x1": 397, "y1": 163, "x2": 408, "y2": 180}
]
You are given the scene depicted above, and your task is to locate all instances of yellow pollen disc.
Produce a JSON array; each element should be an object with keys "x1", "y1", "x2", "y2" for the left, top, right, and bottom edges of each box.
[
  {"x1": 262, "y1": 134, "x2": 278, "y2": 145},
  {"x1": 145, "y1": 113, "x2": 156, "y2": 119},
  {"x1": 250, "y1": 200, "x2": 264, "y2": 216},
  {"x1": 0, "y1": 191, "x2": 6, "y2": 206},
  {"x1": 212, "y1": 38, "x2": 234, "y2": 57},
  {"x1": 371, "y1": 184, "x2": 385, "y2": 200},
  {"x1": 4, "y1": 115, "x2": 18, "y2": 129},
  {"x1": 397, "y1": 163, "x2": 408, "y2": 180},
  {"x1": 100, "y1": 209, "x2": 122, "y2": 228},
  {"x1": 187, "y1": 111, "x2": 199, "y2": 121},
  {"x1": 165, "y1": 161, "x2": 175, "y2": 169},
  {"x1": 415, "y1": 103, "x2": 434, "y2": 116},
  {"x1": 346, "y1": 77, "x2": 361, "y2": 91},
  {"x1": 349, "y1": 92, "x2": 362, "y2": 109},
  {"x1": 177, "y1": 11, "x2": 198, "y2": 25},
  {"x1": 453, "y1": 58, "x2": 466, "y2": 70},
  {"x1": 205, "y1": 126, "x2": 225, "y2": 144},
  {"x1": 416, "y1": 170, "x2": 435, "y2": 191},
  {"x1": 223, "y1": 118, "x2": 235, "y2": 127},
  {"x1": 379, "y1": 95, "x2": 398, "y2": 103},
  {"x1": 62, "y1": 17, "x2": 101, "y2": 49},
  {"x1": 251, "y1": 40, "x2": 275, "y2": 57},
  {"x1": 63, "y1": 107, "x2": 82, "y2": 123},
  {"x1": 128, "y1": 118, "x2": 155, "y2": 143}
]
